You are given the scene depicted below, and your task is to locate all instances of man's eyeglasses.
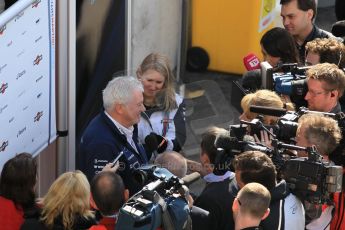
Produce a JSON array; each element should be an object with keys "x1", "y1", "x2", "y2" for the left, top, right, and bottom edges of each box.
[
  {"x1": 236, "y1": 197, "x2": 242, "y2": 206},
  {"x1": 307, "y1": 89, "x2": 335, "y2": 97}
]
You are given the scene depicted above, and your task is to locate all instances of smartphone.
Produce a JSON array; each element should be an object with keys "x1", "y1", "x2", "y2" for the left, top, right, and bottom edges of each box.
[{"x1": 111, "y1": 151, "x2": 124, "y2": 166}]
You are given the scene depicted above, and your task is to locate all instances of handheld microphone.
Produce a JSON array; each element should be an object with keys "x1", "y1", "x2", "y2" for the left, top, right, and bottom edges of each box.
[
  {"x1": 250, "y1": 105, "x2": 287, "y2": 117},
  {"x1": 243, "y1": 53, "x2": 261, "y2": 71},
  {"x1": 144, "y1": 133, "x2": 159, "y2": 152}
]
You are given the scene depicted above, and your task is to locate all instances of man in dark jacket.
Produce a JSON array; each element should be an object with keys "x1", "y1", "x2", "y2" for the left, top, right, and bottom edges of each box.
[
  {"x1": 78, "y1": 76, "x2": 148, "y2": 195},
  {"x1": 193, "y1": 127, "x2": 235, "y2": 230},
  {"x1": 280, "y1": 0, "x2": 338, "y2": 63}
]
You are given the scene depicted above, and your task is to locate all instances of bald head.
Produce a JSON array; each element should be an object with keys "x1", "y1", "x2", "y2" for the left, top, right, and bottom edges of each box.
[
  {"x1": 154, "y1": 151, "x2": 187, "y2": 178},
  {"x1": 91, "y1": 171, "x2": 125, "y2": 216}
]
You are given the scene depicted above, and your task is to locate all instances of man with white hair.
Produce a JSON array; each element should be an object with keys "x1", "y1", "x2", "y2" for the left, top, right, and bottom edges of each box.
[{"x1": 78, "y1": 76, "x2": 148, "y2": 195}]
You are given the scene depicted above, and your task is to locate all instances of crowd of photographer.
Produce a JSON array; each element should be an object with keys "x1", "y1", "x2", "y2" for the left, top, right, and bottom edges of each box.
[
  {"x1": 237, "y1": 1, "x2": 345, "y2": 229},
  {"x1": 2, "y1": 0, "x2": 345, "y2": 229}
]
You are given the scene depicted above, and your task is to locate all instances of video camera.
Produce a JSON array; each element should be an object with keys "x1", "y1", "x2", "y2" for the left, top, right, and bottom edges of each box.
[
  {"x1": 278, "y1": 144, "x2": 343, "y2": 205},
  {"x1": 248, "y1": 105, "x2": 345, "y2": 142},
  {"x1": 248, "y1": 105, "x2": 345, "y2": 167},
  {"x1": 116, "y1": 165, "x2": 200, "y2": 230},
  {"x1": 261, "y1": 62, "x2": 308, "y2": 92},
  {"x1": 230, "y1": 113, "x2": 344, "y2": 204},
  {"x1": 231, "y1": 124, "x2": 343, "y2": 204},
  {"x1": 261, "y1": 61, "x2": 310, "y2": 108},
  {"x1": 212, "y1": 124, "x2": 286, "y2": 173}
]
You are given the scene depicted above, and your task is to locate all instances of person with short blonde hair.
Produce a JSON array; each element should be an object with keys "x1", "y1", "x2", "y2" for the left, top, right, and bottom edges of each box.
[
  {"x1": 40, "y1": 171, "x2": 95, "y2": 229},
  {"x1": 305, "y1": 63, "x2": 345, "y2": 113},
  {"x1": 232, "y1": 182, "x2": 271, "y2": 230},
  {"x1": 296, "y1": 114, "x2": 342, "y2": 159}
]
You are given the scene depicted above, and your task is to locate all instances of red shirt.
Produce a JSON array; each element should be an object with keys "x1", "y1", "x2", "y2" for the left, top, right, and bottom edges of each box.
[
  {"x1": 89, "y1": 216, "x2": 116, "y2": 230},
  {"x1": 0, "y1": 196, "x2": 24, "y2": 230},
  {"x1": 331, "y1": 191, "x2": 345, "y2": 230}
]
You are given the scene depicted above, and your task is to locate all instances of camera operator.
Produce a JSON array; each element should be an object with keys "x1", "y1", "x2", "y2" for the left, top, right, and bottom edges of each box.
[
  {"x1": 232, "y1": 182, "x2": 271, "y2": 230},
  {"x1": 304, "y1": 38, "x2": 345, "y2": 112},
  {"x1": 280, "y1": 0, "x2": 338, "y2": 63},
  {"x1": 240, "y1": 89, "x2": 295, "y2": 125},
  {"x1": 153, "y1": 151, "x2": 211, "y2": 230},
  {"x1": 304, "y1": 63, "x2": 345, "y2": 113},
  {"x1": 192, "y1": 127, "x2": 236, "y2": 230},
  {"x1": 230, "y1": 151, "x2": 305, "y2": 230},
  {"x1": 294, "y1": 114, "x2": 342, "y2": 229},
  {"x1": 242, "y1": 27, "x2": 299, "y2": 91},
  {"x1": 305, "y1": 38, "x2": 345, "y2": 68},
  {"x1": 295, "y1": 114, "x2": 342, "y2": 161}
]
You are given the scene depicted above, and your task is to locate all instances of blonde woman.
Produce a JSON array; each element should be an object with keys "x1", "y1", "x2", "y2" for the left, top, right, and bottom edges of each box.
[
  {"x1": 137, "y1": 53, "x2": 186, "y2": 153},
  {"x1": 239, "y1": 89, "x2": 294, "y2": 125},
  {"x1": 40, "y1": 171, "x2": 96, "y2": 229},
  {"x1": 239, "y1": 89, "x2": 295, "y2": 146}
]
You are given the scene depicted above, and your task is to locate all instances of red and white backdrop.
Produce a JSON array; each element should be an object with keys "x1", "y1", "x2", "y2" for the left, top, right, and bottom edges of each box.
[{"x1": 0, "y1": 0, "x2": 56, "y2": 169}]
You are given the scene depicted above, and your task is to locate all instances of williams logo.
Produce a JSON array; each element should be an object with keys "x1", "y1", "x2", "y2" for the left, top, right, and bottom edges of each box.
[
  {"x1": 0, "y1": 83, "x2": 8, "y2": 94},
  {"x1": 0, "y1": 141, "x2": 9, "y2": 152},
  {"x1": 34, "y1": 111, "x2": 43, "y2": 122},
  {"x1": 0, "y1": 104, "x2": 8, "y2": 114},
  {"x1": 33, "y1": 55, "x2": 43, "y2": 65},
  {"x1": 32, "y1": 0, "x2": 41, "y2": 8},
  {"x1": 0, "y1": 25, "x2": 6, "y2": 35},
  {"x1": 17, "y1": 127, "x2": 26, "y2": 138},
  {"x1": 16, "y1": 70, "x2": 26, "y2": 80},
  {"x1": 35, "y1": 75, "x2": 43, "y2": 83}
]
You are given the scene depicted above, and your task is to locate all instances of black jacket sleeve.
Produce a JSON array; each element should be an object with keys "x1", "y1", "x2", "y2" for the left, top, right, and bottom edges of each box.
[{"x1": 172, "y1": 99, "x2": 186, "y2": 151}]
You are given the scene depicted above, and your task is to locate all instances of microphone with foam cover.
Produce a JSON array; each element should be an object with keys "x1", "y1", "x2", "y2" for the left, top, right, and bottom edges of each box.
[
  {"x1": 243, "y1": 53, "x2": 261, "y2": 71},
  {"x1": 144, "y1": 133, "x2": 159, "y2": 161},
  {"x1": 144, "y1": 133, "x2": 159, "y2": 153},
  {"x1": 250, "y1": 105, "x2": 287, "y2": 117},
  {"x1": 181, "y1": 172, "x2": 201, "y2": 186}
]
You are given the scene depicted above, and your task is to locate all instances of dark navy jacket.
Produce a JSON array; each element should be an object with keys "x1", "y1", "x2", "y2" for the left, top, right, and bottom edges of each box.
[
  {"x1": 298, "y1": 25, "x2": 338, "y2": 63},
  {"x1": 78, "y1": 111, "x2": 149, "y2": 195}
]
